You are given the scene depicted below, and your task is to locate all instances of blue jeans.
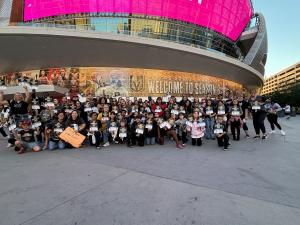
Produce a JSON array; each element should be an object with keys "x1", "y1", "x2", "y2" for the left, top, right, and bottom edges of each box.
[
  {"x1": 102, "y1": 130, "x2": 109, "y2": 143},
  {"x1": 48, "y1": 140, "x2": 65, "y2": 150},
  {"x1": 146, "y1": 137, "x2": 156, "y2": 145},
  {"x1": 23, "y1": 142, "x2": 39, "y2": 150},
  {"x1": 205, "y1": 117, "x2": 215, "y2": 139}
]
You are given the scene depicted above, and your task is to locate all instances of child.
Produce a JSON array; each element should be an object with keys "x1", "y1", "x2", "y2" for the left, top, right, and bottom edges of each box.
[
  {"x1": 204, "y1": 99, "x2": 216, "y2": 140},
  {"x1": 15, "y1": 120, "x2": 41, "y2": 154},
  {"x1": 108, "y1": 121, "x2": 119, "y2": 144},
  {"x1": 160, "y1": 113, "x2": 184, "y2": 149},
  {"x1": 131, "y1": 115, "x2": 145, "y2": 147},
  {"x1": 144, "y1": 112, "x2": 157, "y2": 145},
  {"x1": 117, "y1": 120, "x2": 128, "y2": 145},
  {"x1": 45, "y1": 111, "x2": 66, "y2": 150},
  {"x1": 97, "y1": 104, "x2": 110, "y2": 147},
  {"x1": 154, "y1": 112, "x2": 165, "y2": 145},
  {"x1": 229, "y1": 99, "x2": 243, "y2": 141},
  {"x1": 175, "y1": 113, "x2": 188, "y2": 146},
  {"x1": 214, "y1": 115, "x2": 230, "y2": 151},
  {"x1": 190, "y1": 111, "x2": 205, "y2": 146},
  {"x1": 87, "y1": 112, "x2": 102, "y2": 149}
]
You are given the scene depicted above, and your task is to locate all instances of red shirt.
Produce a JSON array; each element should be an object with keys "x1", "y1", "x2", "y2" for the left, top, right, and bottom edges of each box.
[{"x1": 151, "y1": 102, "x2": 167, "y2": 117}]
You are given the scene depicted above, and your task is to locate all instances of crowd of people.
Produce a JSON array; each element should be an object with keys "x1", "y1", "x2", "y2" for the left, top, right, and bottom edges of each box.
[{"x1": 0, "y1": 86, "x2": 287, "y2": 154}]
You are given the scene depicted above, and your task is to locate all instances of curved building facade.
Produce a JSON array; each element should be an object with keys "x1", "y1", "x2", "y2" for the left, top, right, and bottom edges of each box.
[{"x1": 0, "y1": 0, "x2": 267, "y2": 97}]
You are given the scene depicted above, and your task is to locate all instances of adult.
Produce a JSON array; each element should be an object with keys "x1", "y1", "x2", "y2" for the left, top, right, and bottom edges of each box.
[
  {"x1": 65, "y1": 110, "x2": 87, "y2": 140},
  {"x1": 251, "y1": 96, "x2": 268, "y2": 139},
  {"x1": 0, "y1": 86, "x2": 31, "y2": 147},
  {"x1": 151, "y1": 97, "x2": 167, "y2": 117},
  {"x1": 239, "y1": 96, "x2": 250, "y2": 138},
  {"x1": 45, "y1": 112, "x2": 66, "y2": 150},
  {"x1": 284, "y1": 104, "x2": 291, "y2": 119},
  {"x1": 265, "y1": 99, "x2": 285, "y2": 135}
]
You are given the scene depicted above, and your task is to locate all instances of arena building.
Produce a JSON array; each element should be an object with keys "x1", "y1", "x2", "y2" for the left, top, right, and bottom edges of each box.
[{"x1": 0, "y1": 0, "x2": 268, "y2": 97}]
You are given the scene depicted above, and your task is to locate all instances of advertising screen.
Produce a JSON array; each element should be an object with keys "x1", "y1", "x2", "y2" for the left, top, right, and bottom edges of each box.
[{"x1": 24, "y1": 0, "x2": 253, "y2": 41}]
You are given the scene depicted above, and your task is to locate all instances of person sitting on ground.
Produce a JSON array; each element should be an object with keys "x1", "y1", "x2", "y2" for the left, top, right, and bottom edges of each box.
[
  {"x1": 15, "y1": 120, "x2": 41, "y2": 154},
  {"x1": 65, "y1": 110, "x2": 86, "y2": 147},
  {"x1": 45, "y1": 111, "x2": 66, "y2": 150}
]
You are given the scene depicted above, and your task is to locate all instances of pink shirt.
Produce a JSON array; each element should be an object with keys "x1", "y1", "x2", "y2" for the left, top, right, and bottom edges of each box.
[{"x1": 191, "y1": 121, "x2": 205, "y2": 139}]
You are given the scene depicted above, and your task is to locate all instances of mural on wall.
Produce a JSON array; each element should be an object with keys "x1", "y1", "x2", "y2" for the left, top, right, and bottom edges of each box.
[{"x1": 1, "y1": 67, "x2": 244, "y2": 97}]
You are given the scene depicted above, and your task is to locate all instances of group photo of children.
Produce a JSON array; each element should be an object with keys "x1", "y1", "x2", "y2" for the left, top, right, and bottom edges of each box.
[{"x1": 0, "y1": 85, "x2": 287, "y2": 154}]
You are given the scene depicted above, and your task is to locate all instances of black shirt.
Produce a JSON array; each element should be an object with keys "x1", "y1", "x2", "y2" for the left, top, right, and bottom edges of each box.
[
  {"x1": 87, "y1": 120, "x2": 102, "y2": 131},
  {"x1": 47, "y1": 120, "x2": 65, "y2": 141},
  {"x1": 66, "y1": 117, "x2": 85, "y2": 129},
  {"x1": 239, "y1": 100, "x2": 250, "y2": 119},
  {"x1": 19, "y1": 129, "x2": 35, "y2": 142},
  {"x1": 10, "y1": 100, "x2": 29, "y2": 115},
  {"x1": 214, "y1": 122, "x2": 227, "y2": 133}
]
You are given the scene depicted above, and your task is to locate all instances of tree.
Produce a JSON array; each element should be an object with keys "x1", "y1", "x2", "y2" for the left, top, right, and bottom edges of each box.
[{"x1": 264, "y1": 84, "x2": 300, "y2": 107}]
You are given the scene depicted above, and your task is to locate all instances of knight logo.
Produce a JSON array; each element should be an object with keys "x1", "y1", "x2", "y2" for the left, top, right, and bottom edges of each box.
[{"x1": 129, "y1": 75, "x2": 144, "y2": 92}]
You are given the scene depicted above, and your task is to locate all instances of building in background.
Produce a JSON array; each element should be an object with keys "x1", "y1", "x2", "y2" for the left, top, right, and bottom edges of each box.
[
  {"x1": 0, "y1": 0, "x2": 12, "y2": 25},
  {"x1": 0, "y1": 0, "x2": 268, "y2": 97},
  {"x1": 262, "y1": 62, "x2": 300, "y2": 95}
]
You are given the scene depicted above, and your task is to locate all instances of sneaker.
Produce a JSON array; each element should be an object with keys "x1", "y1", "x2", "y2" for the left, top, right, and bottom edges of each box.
[
  {"x1": 182, "y1": 143, "x2": 186, "y2": 147},
  {"x1": 246, "y1": 134, "x2": 250, "y2": 139},
  {"x1": 280, "y1": 130, "x2": 286, "y2": 136},
  {"x1": 254, "y1": 135, "x2": 260, "y2": 139},
  {"x1": 262, "y1": 134, "x2": 268, "y2": 140},
  {"x1": 7, "y1": 143, "x2": 13, "y2": 148},
  {"x1": 176, "y1": 144, "x2": 184, "y2": 149},
  {"x1": 269, "y1": 130, "x2": 275, "y2": 134},
  {"x1": 17, "y1": 147, "x2": 25, "y2": 154},
  {"x1": 96, "y1": 146, "x2": 101, "y2": 149},
  {"x1": 223, "y1": 147, "x2": 228, "y2": 151},
  {"x1": 103, "y1": 142, "x2": 110, "y2": 147}
]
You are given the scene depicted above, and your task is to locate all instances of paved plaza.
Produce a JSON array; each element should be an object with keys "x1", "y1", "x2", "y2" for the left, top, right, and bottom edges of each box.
[{"x1": 0, "y1": 117, "x2": 300, "y2": 225}]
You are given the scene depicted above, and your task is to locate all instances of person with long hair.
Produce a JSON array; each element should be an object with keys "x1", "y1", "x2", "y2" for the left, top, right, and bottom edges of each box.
[
  {"x1": 265, "y1": 98, "x2": 286, "y2": 136},
  {"x1": 251, "y1": 96, "x2": 268, "y2": 140}
]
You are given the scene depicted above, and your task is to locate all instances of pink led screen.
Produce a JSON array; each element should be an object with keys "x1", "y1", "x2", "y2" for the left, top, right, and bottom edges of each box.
[{"x1": 24, "y1": 0, "x2": 253, "y2": 41}]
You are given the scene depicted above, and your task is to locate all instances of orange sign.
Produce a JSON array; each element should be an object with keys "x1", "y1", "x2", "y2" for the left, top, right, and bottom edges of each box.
[{"x1": 59, "y1": 127, "x2": 85, "y2": 148}]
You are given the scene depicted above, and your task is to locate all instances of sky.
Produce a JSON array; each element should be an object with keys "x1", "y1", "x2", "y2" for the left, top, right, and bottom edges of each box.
[{"x1": 252, "y1": 0, "x2": 300, "y2": 78}]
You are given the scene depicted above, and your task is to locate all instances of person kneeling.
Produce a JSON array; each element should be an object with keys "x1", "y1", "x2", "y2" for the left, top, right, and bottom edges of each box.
[
  {"x1": 188, "y1": 111, "x2": 205, "y2": 147},
  {"x1": 15, "y1": 120, "x2": 41, "y2": 154},
  {"x1": 214, "y1": 115, "x2": 230, "y2": 151}
]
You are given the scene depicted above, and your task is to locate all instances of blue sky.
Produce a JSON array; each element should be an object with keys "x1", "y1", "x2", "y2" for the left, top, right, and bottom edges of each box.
[{"x1": 252, "y1": 0, "x2": 300, "y2": 77}]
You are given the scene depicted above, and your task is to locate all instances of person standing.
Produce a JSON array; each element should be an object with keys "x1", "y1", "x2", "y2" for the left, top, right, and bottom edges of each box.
[
  {"x1": 229, "y1": 99, "x2": 243, "y2": 141},
  {"x1": 204, "y1": 99, "x2": 216, "y2": 140},
  {"x1": 251, "y1": 96, "x2": 268, "y2": 140},
  {"x1": 284, "y1": 104, "x2": 291, "y2": 119},
  {"x1": 265, "y1": 99, "x2": 286, "y2": 136},
  {"x1": 239, "y1": 96, "x2": 250, "y2": 138}
]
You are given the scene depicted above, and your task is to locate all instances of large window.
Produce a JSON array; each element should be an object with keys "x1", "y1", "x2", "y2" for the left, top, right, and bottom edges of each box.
[
  {"x1": 29, "y1": 15, "x2": 242, "y2": 58},
  {"x1": 24, "y1": 0, "x2": 253, "y2": 41}
]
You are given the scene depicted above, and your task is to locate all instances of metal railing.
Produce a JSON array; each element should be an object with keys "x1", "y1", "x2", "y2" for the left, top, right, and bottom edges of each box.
[{"x1": 5, "y1": 17, "x2": 244, "y2": 60}]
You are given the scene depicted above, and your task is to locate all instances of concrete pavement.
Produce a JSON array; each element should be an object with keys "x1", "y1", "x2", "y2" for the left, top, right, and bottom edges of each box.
[{"x1": 0, "y1": 117, "x2": 299, "y2": 225}]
